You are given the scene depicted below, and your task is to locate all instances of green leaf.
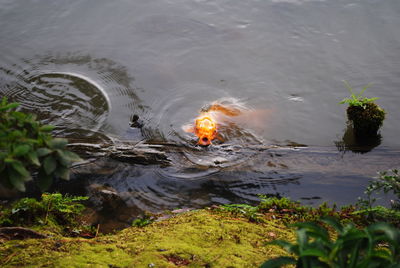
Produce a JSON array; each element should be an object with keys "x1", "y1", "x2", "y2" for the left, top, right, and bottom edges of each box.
[
  {"x1": 46, "y1": 138, "x2": 68, "y2": 149},
  {"x1": 13, "y1": 144, "x2": 31, "y2": 157},
  {"x1": 358, "y1": 83, "x2": 372, "y2": 97},
  {"x1": 0, "y1": 102, "x2": 19, "y2": 111},
  {"x1": 39, "y1": 125, "x2": 55, "y2": 132},
  {"x1": 37, "y1": 170, "x2": 53, "y2": 191},
  {"x1": 368, "y1": 222, "x2": 399, "y2": 242},
  {"x1": 370, "y1": 249, "x2": 393, "y2": 262},
  {"x1": 297, "y1": 229, "x2": 308, "y2": 249},
  {"x1": 43, "y1": 155, "x2": 57, "y2": 175},
  {"x1": 320, "y1": 216, "x2": 344, "y2": 233},
  {"x1": 4, "y1": 158, "x2": 15, "y2": 163},
  {"x1": 260, "y1": 257, "x2": 297, "y2": 268},
  {"x1": 10, "y1": 161, "x2": 31, "y2": 180},
  {"x1": 268, "y1": 240, "x2": 297, "y2": 254},
  {"x1": 56, "y1": 150, "x2": 72, "y2": 166},
  {"x1": 293, "y1": 222, "x2": 330, "y2": 243},
  {"x1": 300, "y1": 248, "x2": 329, "y2": 259},
  {"x1": 62, "y1": 150, "x2": 82, "y2": 163},
  {"x1": 8, "y1": 168, "x2": 26, "y2": 192},
  {"x1": 27, "y1": 151, "x2": 40, "y2": 166},
  {"x1": 54, "y1": 166, "x2": 70, "y2": 181},
  {"x1": 37, "y1": 148, "x2": 52, "y2": 157}
]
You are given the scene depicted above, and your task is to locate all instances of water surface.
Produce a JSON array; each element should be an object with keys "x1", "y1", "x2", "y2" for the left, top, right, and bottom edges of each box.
[{"x1": 1, "y1": 0, "x2": 399, "y2": 226}]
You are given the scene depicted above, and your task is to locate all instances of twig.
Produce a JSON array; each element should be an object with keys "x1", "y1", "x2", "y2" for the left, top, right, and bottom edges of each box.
[
  {"x1": 44, "y1": 197, "x2": 52, "y2": 224},
  {"x1": 95, "y1": 224, "x2": 100, "y2": 238}
]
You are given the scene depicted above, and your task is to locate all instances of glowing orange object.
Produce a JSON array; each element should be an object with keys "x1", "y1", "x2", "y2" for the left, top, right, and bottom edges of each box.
[
  {"x1": 183, "y1": 102, "x2": 243, "y2": 146},
  {"x1": 194, "y1": 114, "x2": 217, "y2": 146}
]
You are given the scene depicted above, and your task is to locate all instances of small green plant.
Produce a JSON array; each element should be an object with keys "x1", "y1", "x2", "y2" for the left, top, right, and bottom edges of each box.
[
  {"x1": 0, "y1": 97, "x2": 82, "y2": 191},
  {"x1": 339, "y1": 81, "x2": 379, "y2": 109},
  {"x1": 132, "y1": 213, "x2": 155, "y2": 227},
  {"x1": 257, "y1": 196, "x2": 358, "y2": 224},
  {"x1": 0, "y1": 193, "x2": 90, "y2": 235},
  {"x1": 368, "y1": 169, "x2": 400, "y2": 201},
  {"x1": 356, "y1": 169, "x2": 400, "y2": 226},
  {"x1": 218, "y1": 204, "x2": 262, "y2": 222},
  {"x1": 261, "y1": 217, "x2": 400, "y2": 268},
  {"x1": 216, "y1": 197, "x2": 360, "y2": 225}
]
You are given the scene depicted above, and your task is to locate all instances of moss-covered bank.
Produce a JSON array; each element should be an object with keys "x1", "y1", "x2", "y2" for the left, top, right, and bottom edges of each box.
[{"x1": 0, "y1": 209, "x2": 293, "y2": 267}]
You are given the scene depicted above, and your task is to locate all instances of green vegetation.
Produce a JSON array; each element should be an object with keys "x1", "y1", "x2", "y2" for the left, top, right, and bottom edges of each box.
[
  {"x1": 262, "y1": 217, "x2": 400, "y2": 268},
  {"x1": 219, "y1": 196, "x2": 360, "y2": 225},
  {"x1": 261, "y1": 169, "x2": 400, "y2": 267},
  {"x1": 355, "y1": 169, "x2": 400, "y2": 226},
  {"x1": 0, "y1": 193, "x2": 91, "y2": 236},
  {"x1": 0, "y1": 209, "x2": 292, "y2": 267},
  {"x1": 0, "y1": 95, "x2": 397, "y2": 267},
  {"x1": 1, "y1": 174, "x2": 399, "y2": 267},
  {"x1": 132, "y1": 213, "x2": 155, "y2": 228},
  {"x1": 339, "y1": 81, "x2": 379, "y2": 108},
  {"x1": 339, "y1": 81, "x2": 385, "y2": 135},
  {"x1": 0, "y1": 97, "x2": 82, "y2": 191},
  {"x1": 346, "y1": 103, "x2": 386, "y2": 135}
]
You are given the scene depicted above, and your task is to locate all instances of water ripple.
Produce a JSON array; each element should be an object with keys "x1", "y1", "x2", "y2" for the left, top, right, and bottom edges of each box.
[{"x1": 0, "y1": 52, "x2": 144, "y2": 137}]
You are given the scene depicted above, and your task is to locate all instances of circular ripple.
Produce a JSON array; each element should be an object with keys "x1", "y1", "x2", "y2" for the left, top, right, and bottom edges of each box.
[
  {"x1": 140, "y1": 86, "x2": 266, "y2": 179},
  {"x1": 0, "y1": 53, "x2": 143, "y2": 138},
  {"x1": 12, "y1": 72, "x2": 109, "y2": 133}
]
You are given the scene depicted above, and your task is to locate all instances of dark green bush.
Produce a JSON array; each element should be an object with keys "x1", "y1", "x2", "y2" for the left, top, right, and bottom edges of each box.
[
  {"x1": 0, "y1": 97, "x2": 82, "y2": 191},
  {"x1": 261, "y1": 217, "x2": 400, "y2": 268}
]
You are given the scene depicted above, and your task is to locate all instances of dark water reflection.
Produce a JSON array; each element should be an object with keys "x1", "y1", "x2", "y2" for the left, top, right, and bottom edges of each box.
[
  {"x1": 1, "y1": 0, "x2": 400, "y2": 228},
  {"x1": 335, "y1": 124, "x2": 382, "y2": 154}
]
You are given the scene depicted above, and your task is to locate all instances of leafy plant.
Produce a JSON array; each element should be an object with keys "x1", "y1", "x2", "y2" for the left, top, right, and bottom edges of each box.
[
  {"x1": 261, "y1": 217, "x2": 400, "y2": 268},
  {"x1": 216, "y1": 197, "x2": 360, "y2": 225},
  {"x1": 132, "y1": 213, "x2": 155, "y2": 227},
  {"x1": 257, "y1": 196, "x2": 359, "y2": 224},
  {"x1": 0, "y1": 97, "x2": 82, "y2": 191},
  {"x1": 339, "y1": 81, "x2": 379, "y2": 109},
  {"x1": 339, "y1": 81, "x2": 385, "y2": 136},
  {"x1": 218, "y1": 204, "x2": 262, "y2": 222},
  {"x1": 368, "y1": 169, "x2": 400, "y2": 201},
  {"x1": 0, "y1": 193, "x2": 90, "y2": 235},
  {"x1": 356, "y1": 169, "x2": 400, "y2": 226}
]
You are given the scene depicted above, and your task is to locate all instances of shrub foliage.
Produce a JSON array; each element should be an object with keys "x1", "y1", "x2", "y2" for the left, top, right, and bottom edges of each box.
[
  {"x1": 261, "y1": 217, "x2": 400, "y2": 268},
  {"x1": 0, "y1": 97, "x2": 82, "y2": 191},
  {"x1": 0, "y1": 193, "x2": 90, "y2": 236}
]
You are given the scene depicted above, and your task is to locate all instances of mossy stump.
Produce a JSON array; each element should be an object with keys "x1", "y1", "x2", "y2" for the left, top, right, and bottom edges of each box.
[{"x1": 346, "y1": 102, "x2": 385, "y2": 136}]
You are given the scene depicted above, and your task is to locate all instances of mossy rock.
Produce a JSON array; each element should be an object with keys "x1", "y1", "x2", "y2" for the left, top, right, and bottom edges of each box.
[{"x1": 346, "y1": 103, "x2": 385, "y2": 136}]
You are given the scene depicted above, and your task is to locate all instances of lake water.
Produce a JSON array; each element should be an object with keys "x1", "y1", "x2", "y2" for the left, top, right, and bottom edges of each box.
[{"x1": 1, "y1": 0, "x2": 399, "y2": 227}]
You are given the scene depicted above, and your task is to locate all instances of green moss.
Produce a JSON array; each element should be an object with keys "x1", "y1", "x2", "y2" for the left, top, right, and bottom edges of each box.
[
  {"x1": 0, "y1": 209, "x2": 293, "y2": 267},
  {"x1": 347, "y1": 102, "x2": 385, "y2": 135}
]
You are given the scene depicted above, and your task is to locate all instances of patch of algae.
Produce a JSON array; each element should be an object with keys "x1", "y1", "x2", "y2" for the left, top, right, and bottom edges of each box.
[{"x1": 0, "y1": 209, "x2": 293, "y2": 267}]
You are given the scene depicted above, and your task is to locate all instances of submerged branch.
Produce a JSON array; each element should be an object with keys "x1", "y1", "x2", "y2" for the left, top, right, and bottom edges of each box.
[{"x1": 67, "y1": 140, "x2": 183, "y2": 167}]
